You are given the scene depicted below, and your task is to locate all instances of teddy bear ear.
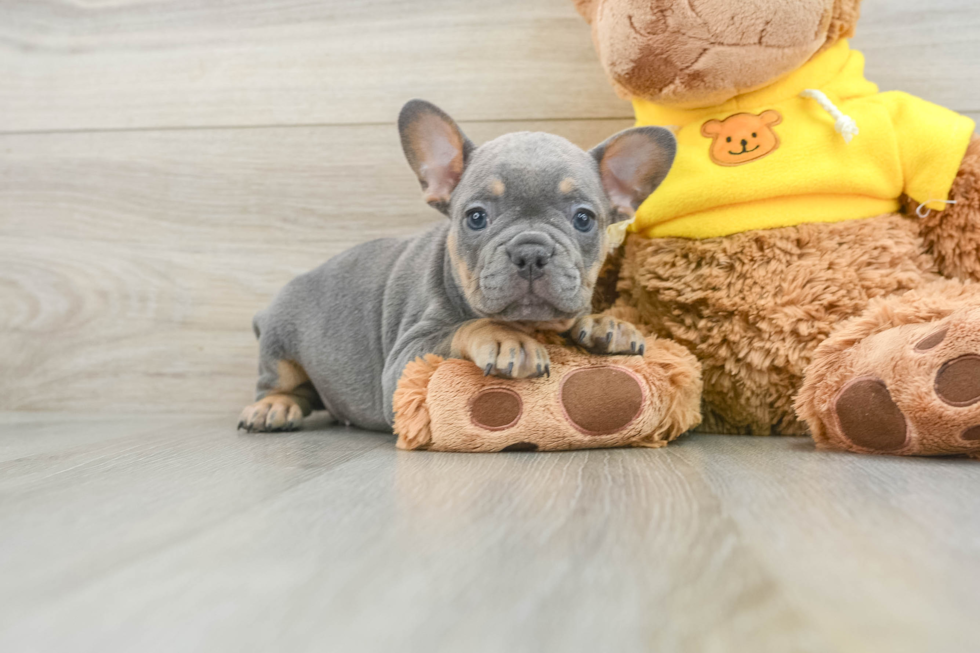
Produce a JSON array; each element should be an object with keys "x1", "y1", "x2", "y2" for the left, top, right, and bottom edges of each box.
[
  {"x1": 826, "y1": 0, "x2": 862, "y2": 44},
  {"x1": 589, "y1": 126, "x2": 677, "y2": 221},
  {"x1": 398, "y1": 99, "x2": 475, "y2": 215},
  {"x1": 571, "y1": 0, "x2": 600, "y2": 23},
  {"x1": 700, "y1": 120, "x2": 723, "y2": 137},
  {"x1": 760, "y1": 110, "x2": 783, "y2": 127}
]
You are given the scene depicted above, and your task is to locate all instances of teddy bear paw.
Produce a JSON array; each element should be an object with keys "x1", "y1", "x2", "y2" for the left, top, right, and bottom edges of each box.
[{"x1": 806, "y1": 309, "x2": 980, "y2": 456}]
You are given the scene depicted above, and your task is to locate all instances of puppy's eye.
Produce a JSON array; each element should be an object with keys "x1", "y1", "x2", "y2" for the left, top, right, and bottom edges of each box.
[
  {"x1": 573, "y1": 209, "x2": 595, "y2": 233},
  {"x1": 465, "y1": 208, "x2": 488, "y2": 230}
]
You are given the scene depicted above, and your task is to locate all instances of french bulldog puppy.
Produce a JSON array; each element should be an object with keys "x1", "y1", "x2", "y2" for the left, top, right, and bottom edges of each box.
[{"x1": 239, "y1": 100, "x2": 676, "y2": 432}]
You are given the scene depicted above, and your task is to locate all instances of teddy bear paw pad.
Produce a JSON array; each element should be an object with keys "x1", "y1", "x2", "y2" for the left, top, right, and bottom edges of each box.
[
  {"x1": 469, "y1": 388, "x2": 522, "y2": 431},
  {"x1": 559, "y1": 367, "x2": 644, "y2": 436},
  {"x1": 934, "y1": 355, "x2": 980, "y2": 407},
  {"x1": 500, "y1": 441, "x2": 539, "y2": 452},
  {"x1": 834, "y1": 377, "x2": 908, "y2": 452}
]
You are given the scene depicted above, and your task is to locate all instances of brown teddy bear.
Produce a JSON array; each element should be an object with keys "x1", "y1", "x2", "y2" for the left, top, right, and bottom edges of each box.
[{"x1": 574, "y1": 0, "x2": 980, "y2": 456}]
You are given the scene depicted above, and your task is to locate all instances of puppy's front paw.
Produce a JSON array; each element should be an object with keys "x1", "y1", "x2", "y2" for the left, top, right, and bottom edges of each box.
[
  {"x1": 238, "y1": 394, "x2": 305, "y2": 432},
  {"x1": 453, "y1": 320, "x2": 550, "y2": 378},
  {"x1": 569, "y1": 314, "x2": 645, "y2": 355}
]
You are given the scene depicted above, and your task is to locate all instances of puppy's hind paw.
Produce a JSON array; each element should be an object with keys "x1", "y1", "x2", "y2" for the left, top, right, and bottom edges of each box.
[{"x1": 238, "y1": 394, "x2": 305, "y2": 433}]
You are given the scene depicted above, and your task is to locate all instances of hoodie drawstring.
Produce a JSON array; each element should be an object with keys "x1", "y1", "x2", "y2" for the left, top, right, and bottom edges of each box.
[{"x1": 801, "y1": 89, "x2": 859, "y2": 143}]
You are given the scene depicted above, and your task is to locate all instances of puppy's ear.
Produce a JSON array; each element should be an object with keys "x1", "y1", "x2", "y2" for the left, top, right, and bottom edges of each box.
[
  {"x1": 398, "y1": 99, "x2": 475, "y2": 215},
  {"x1": 590, "y1": 126, "x2": 677, "y2": 221}
]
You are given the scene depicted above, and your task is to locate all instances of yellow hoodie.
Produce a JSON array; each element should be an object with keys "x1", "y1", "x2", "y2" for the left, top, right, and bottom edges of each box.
[{"x1": 631, "y1": 40, "x2": 976, "y2": 240}]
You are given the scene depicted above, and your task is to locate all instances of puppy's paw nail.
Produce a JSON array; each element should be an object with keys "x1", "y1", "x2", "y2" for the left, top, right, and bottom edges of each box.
[
  {"x1": 639, "y1": 343, "x2": 645, "y2": 356},
  {"x1": 631, "y1": 342, "x2": 637, "y2": 353},
  {"x1": 545, "y1": 364, "x2": 551, "y2": 378},
  {"x1": 537, "y1": 363, "x2": 543, "y2": 376},
  {"x1": 506, "y1": 361, "x2": 514, "y2": 377},
  {"x1": 605, "y1": 331, "x2": 613, "y2": 344},
  {"x1": 578, "y1": 329, "x2": 587, "y2": 342},
  {"x1": 484, "y1": 363, "x2": 493, "y2": 376}
]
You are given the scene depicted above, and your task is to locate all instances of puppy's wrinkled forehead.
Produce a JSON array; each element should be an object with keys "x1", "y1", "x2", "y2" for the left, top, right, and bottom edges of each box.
[{"x1": 457, "y1": 132, "x2": 604, "y2": 207}]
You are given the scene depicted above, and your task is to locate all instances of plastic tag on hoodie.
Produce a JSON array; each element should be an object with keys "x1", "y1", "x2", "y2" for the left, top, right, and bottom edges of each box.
[{"x1": 606, "y1": 215, "x2": 636, "y2": 249}]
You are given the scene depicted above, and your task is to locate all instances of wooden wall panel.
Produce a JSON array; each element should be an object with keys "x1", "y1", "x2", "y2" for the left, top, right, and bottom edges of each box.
[
  {"x1": 0, "y1": 0, "x2": 629, "y2": 132},
  {"x1": 1, "y1": 0, "x2": 977, "y2": 133},
  {"x1": 855, "y1": 0, "x2": 980, "y2": 111}
]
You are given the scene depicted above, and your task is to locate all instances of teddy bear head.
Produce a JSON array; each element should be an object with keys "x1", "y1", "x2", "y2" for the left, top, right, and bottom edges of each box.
[{"x1": 573, "y1": 0, "x2": 862, "y2": 107}]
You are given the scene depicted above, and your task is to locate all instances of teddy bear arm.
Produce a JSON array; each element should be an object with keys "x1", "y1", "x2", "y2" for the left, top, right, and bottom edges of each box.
[{"x1": 915, "y1": 134, "x2": 980, "y2": 282}]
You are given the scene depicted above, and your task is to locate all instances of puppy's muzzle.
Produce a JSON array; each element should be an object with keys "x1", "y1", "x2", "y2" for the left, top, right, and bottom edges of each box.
[{"x1": 506, "y1": 231, "x2": 555, "y2": 281}]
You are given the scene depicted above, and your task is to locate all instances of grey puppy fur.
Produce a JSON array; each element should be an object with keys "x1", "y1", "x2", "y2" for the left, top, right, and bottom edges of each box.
[{"x1": 239, "y1": 100, "x2": 676, "y2": 433}]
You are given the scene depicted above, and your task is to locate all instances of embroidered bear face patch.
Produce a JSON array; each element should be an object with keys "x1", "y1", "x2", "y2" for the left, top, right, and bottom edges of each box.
[{"x1": 701, "y1": 111, "x2": 783, "y2": 166}]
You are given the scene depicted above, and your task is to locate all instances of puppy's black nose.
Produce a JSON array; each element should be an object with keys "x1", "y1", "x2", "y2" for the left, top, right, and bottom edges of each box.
[{"x1": 506, "y1": 232, "x2": 554, "y2": 281}]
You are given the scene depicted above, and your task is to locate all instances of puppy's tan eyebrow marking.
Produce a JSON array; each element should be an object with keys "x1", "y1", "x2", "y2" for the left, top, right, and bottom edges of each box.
[
  {"x1": 559, "y1": 177, "x2": 576, "y2": 194},
  {"x1": 490, "y1": 179, "x2": 506, "y2": 196},
  {"x1": 447, "y1": 230, "x2": 478, "y2": 296}
]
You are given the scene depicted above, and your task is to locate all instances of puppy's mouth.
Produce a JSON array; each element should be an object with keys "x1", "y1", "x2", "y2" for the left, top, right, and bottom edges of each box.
[
  {"x1": 500, "y1": 293, "x2": 566, "y2": 321},
  {"x1": 475, "y1": 277, "x2": 586, "y2": 322}
]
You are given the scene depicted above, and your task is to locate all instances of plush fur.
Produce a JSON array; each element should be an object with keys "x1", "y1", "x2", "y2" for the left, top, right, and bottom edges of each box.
[
  {"x1": 393, "y1": 335, "x2": 702, "y2": 452},
  {"x1": 613, "y1": 213, "x2": 938, "y2": 436},
  {"x1": 574, "y1": 0, "x2": 980, "y2": 456},
  {"x1": 916, "y1": 136, "x2": 980, "y2": 282}
]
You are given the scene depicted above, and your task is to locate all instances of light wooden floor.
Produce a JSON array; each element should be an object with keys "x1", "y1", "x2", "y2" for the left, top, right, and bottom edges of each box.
[{"x1": 1, "y1": 413, "x2": 978, "y2": 653}]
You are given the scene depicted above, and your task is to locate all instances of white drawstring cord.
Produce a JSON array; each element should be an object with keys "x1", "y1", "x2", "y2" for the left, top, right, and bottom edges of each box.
[
  {"x1": 916, "y1": 199, "x2": 957, "y2": 218},
  {"x1": 801, "y1": 89, "x2": 859, "y2": 143}
]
